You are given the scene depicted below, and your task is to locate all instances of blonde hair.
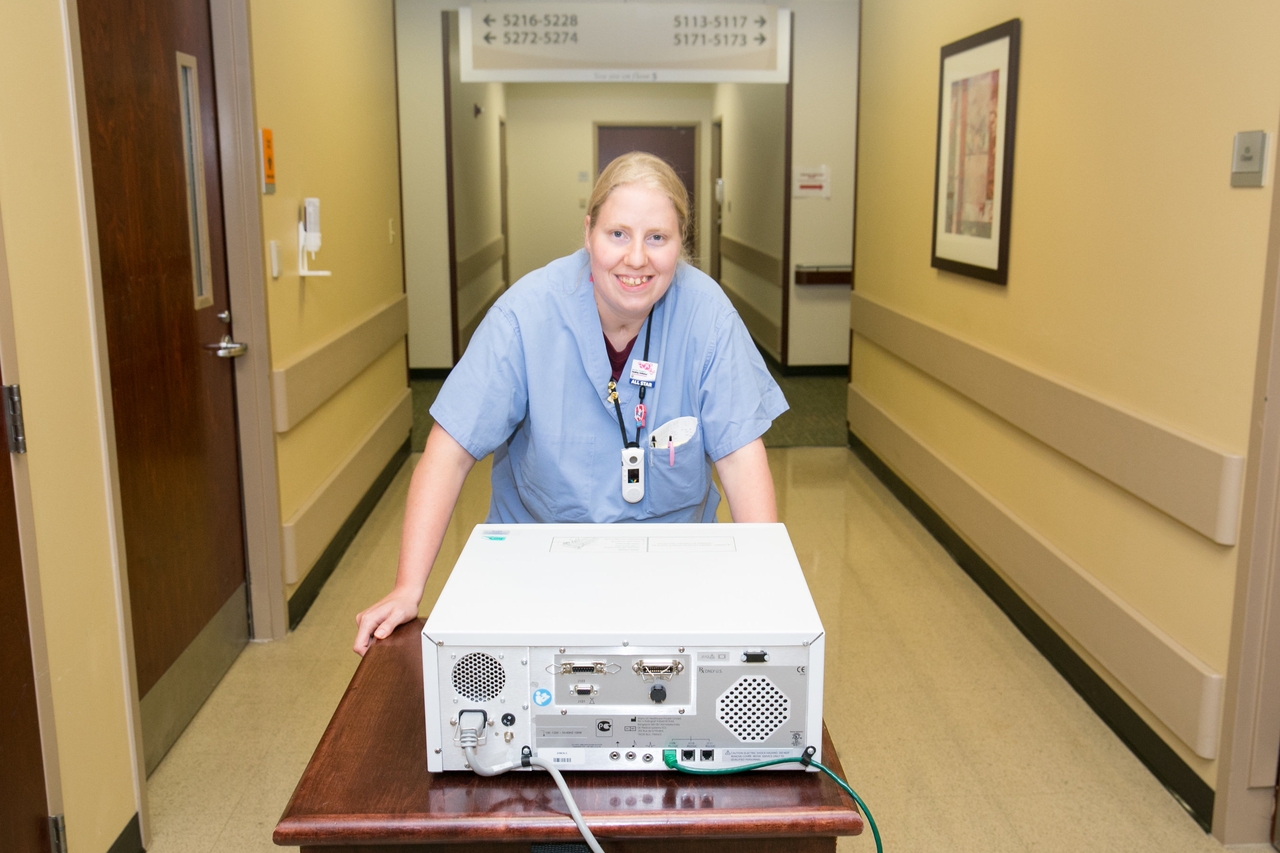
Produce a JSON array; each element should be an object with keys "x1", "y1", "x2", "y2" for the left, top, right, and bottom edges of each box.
[{"x1": 587, "y1": 152, "x2": 690, "y2": 256}]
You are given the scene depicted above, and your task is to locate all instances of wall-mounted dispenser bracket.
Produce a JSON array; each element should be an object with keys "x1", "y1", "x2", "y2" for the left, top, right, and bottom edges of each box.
[{"x1": 298, "y1": 221, "x2": 331, "y2": 279}]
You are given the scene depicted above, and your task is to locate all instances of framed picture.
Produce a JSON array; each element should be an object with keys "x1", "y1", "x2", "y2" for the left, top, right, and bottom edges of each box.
[{"x1": 931, "y1": 19, "x2": 1021, "y2": 285}]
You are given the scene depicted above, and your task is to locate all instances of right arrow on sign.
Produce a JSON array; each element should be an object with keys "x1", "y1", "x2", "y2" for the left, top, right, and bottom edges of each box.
[
  {"x1": 755, "y1": 15, "x2": 767, "y2": 27},
  {"x1": 755, "y1": 33, "x2": 767, "y2": 45}
]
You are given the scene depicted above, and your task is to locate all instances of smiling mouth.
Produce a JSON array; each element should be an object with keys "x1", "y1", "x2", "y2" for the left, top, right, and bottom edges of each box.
[{"x1": 616, "y1": 274, "x2": 653, "y2": 287}]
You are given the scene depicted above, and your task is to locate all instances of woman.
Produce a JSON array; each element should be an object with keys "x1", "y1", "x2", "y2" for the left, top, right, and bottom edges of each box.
[{"x1": 354, "y1": 152, "x2": 787, "y2": 654}]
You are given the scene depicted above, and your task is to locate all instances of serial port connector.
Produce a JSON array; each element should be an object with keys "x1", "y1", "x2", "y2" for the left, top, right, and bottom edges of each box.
[{"x1": 550, "y1": 661, "x2": 621, "y2": 675}]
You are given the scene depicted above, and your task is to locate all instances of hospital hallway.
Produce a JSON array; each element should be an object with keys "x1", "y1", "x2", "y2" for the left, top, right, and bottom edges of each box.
[{"x1": 141, "y1": 446, "x2": 1221, "y2": 853}]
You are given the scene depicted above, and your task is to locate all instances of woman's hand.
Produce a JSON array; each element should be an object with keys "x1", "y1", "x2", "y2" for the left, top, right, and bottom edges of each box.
[
  {"x1": 353, "y1": 588, "x2": 421, "y2": 656},
  {"x1": 352, "y1": 424, "x2": 477, "y2": 656}
]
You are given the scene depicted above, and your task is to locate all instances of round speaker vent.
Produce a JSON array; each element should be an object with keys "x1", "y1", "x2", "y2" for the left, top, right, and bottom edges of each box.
[
  {"x1": 451, "y1": 652, "x2": 506, "y2": 702},
  {"x1": 716, "y1": 676, "x2": 790, "y2": 742}
]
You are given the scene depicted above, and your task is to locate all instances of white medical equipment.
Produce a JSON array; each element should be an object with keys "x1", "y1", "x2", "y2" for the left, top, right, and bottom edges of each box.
[{"x1": 422, "y1": 523, "x2": 825, "y2": 774}]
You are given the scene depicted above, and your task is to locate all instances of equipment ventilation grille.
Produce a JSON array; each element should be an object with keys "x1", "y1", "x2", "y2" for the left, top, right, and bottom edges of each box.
[
  {"x1": 452, "y1": 652, "x2": 506, "y2": 702},
  {"x1": 716, "y1": 676, "x2": 790, "y2": 742}
]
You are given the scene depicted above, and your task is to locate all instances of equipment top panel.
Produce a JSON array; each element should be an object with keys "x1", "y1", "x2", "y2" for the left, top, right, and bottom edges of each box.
[{"x1": 424, "y1": 523, "x2": 824, "y2": 644}]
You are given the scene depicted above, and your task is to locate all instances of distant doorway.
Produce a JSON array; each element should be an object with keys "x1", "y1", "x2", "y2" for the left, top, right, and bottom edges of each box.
[
  {"x1": 595, "y1": 124, "x2": 698, "y2": 259},
  {"x1": 710, "y1": 119, "x2": 723, "y2": 282}
]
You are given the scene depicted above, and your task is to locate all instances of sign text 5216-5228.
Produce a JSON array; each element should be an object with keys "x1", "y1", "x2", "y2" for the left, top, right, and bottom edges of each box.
[{"x1": 460, "y1": 4, "x2": 790, "y2": 84}]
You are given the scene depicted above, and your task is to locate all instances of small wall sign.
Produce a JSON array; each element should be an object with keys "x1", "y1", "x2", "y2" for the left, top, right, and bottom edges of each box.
[
  {"x1": 260, "y1": 128, "x2": 275, "y2": 195},
  {"x1": 793, "y1": 165, "x2": 830, "y2": 198}
]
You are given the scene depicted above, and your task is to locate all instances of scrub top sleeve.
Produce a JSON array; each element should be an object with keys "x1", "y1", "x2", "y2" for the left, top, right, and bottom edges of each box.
[
  {"x1": 428, "y1": 305, "x2": 528, "y2": 461},
  {"x1": 699, "y1": 311, "x2": 789, "y2": 462}
]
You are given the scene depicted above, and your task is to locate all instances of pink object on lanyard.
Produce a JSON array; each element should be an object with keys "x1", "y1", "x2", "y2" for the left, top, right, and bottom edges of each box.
[
  {"x1": 634, "y1": 403, "x2": 646, "y2": 427},
  {"x1": 668, "y1": 437, "x2": 675, "y2": 467}
]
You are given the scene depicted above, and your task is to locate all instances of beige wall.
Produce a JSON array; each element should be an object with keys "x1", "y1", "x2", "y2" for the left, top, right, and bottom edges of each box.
[
  {"x1": 788, "y1": 0, "x2": 858, "y2": 366},
  {"x1": 853, "y1": 0, "x2": 1280, "y2": 782},
  {"x1": 0, "y1": 0, "x2": 140, "y2": 850},
  {"x1": 251, "y1": 0, "x2": 409, "y2": 587},
  {"x1": 505, "y1": 82, "x2": 715, "y2": 282},
  {"x1": 714, "y1": 81, "x2": 787, "y2": 356}
]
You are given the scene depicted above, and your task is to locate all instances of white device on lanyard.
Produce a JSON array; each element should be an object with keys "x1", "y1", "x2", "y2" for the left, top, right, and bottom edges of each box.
[{"x1": 621, "y1": 446, "x2": 645, "y2": 503}]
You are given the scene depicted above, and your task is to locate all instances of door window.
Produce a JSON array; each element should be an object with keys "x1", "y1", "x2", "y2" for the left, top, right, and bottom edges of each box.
[{"x1": 176, "y1": 52, "x2": 213, "y2": 310}]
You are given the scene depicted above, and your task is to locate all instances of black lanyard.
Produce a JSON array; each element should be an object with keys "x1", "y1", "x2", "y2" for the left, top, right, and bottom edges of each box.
[{"x1": 606, "y1": 306, "x2": 654, "y2": 449}]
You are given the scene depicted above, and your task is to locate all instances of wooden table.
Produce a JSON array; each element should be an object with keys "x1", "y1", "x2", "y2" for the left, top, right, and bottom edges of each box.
[{"x1": 275, "y1": 619, "x2": 863, "y2": 852}]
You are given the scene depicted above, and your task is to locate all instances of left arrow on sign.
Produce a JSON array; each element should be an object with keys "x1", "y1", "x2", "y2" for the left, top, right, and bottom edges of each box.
[
  {"x1": 484, "y1": 31, "x2": 496, "y2": 43},
  {"x1": 483, "y1": 14, "x2": 495, "y2": 26}
]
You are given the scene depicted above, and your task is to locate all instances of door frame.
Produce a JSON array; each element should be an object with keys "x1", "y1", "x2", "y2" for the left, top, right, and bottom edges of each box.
[
  {"x1": 0, "y1": 189, "x2": 64, "y2": 840},
  {"x1": 209, "y1": 0, "x2": 287, "y2": 640},
  {"x1": 1214, "y1": 107, "x2": 1280, "y2": 845},
  {"x1": 63, "y1": 0, "x2": 150, "y2": 836}
]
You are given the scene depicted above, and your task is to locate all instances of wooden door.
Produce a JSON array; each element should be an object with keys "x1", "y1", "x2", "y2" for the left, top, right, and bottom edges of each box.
[
  {"x1": 0, "y1": 446, "x2": 49, "y2": 853},
  {"x1": 596, "y1": 125, "x2": 698, "y2": 260},
  {"x1": 77, "y1": 0, "x2": 248, "y2": 767}
]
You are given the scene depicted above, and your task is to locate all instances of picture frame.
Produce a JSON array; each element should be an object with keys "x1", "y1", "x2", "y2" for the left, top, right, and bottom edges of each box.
[{"x1": 931, "y1": 19, "x2": 1021, "y2": 285}]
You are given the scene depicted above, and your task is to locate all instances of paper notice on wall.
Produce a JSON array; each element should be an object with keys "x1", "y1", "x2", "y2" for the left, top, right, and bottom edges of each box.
[{"x1": 793, "y1": 165, "x2": 830, "y2": 198}]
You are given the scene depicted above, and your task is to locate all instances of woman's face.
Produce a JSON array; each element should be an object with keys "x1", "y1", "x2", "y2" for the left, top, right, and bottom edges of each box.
[{"x1": 584, "y1": 182, "x2": 681, "y2": 332}]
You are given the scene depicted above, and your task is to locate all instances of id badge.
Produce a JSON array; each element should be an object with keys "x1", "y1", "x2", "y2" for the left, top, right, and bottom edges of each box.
[{"x1": 629, "y1": 359, "x2": 658, "y2": 387}]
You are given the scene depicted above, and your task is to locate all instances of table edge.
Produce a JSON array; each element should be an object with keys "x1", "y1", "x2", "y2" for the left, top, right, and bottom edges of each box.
[{"x1": 274, "y1": 808, "x2": 863, "y2": 846}]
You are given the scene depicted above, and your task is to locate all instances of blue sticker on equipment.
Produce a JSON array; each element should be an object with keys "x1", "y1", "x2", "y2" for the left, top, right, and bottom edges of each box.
[{"x1": 532, "y1": 688, "x2": 552, "y2": 707}]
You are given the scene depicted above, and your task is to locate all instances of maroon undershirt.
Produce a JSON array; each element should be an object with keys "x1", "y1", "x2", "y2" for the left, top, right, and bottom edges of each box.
[{"x1": 604, "y1": 334, "x2": 638, "y2": 381}]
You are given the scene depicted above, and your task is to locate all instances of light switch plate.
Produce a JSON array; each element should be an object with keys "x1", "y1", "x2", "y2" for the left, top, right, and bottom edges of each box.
[{"x1": 1231, "y1": 130, "x2": 1268, "y2": 187}]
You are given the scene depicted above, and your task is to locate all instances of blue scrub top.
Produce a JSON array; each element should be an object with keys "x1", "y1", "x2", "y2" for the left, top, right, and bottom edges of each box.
[{"x1": 430, "y1": 249, "x2": 788, "y2": 523}]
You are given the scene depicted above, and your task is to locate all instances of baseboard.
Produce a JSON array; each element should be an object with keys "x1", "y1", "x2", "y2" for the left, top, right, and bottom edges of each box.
[
  {"x1": 107, "y1": 813, "x2": 143, "y2": 853},
  {"x1": 779, "y1": 363, "x2": 847, "y2": 377},
  {"x1": 847, "y1": 427, "x2": 1215, "y2": 830},
  {"x1": 410, "y1": 367, "x2": 451, "y2": 380},
  {"x1": 752, "y1": 342, "x2": 847, "y2": 378},
  {"x1": 288, "y1": 438, "x2": 411, "y2": 630},
  {"x1": 140, "y1": 584, "x2": 248, "y2": 775}
]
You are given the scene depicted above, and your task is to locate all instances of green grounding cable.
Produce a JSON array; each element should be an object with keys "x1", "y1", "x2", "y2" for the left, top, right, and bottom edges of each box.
[{"x1": 662, "y1": 747, "x2": 883, "y2": 853}]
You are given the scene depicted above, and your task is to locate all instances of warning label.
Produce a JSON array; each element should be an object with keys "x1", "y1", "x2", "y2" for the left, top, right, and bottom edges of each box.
[{"x1": 723, "y1": 749, "x2": 793, "y2": 763}]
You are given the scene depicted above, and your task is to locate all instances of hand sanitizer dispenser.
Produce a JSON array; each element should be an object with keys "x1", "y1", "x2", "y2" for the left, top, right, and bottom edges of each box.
[
  {"x1": 297, "y1": 197, "x2": 330, "y2": 278},
  {"x1": 303, "y1": 197, "x2": 322, "y2": 253}
]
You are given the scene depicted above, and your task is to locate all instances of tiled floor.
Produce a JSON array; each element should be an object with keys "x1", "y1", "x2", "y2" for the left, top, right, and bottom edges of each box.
[{"x1": 144, "y1": 447, "x2": 1225, "y2": 852}]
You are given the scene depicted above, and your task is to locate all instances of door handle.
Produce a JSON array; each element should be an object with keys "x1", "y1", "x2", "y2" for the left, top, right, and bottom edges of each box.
[{"x1": 206, "y1": 335, "x2": 248, "y2": 358}]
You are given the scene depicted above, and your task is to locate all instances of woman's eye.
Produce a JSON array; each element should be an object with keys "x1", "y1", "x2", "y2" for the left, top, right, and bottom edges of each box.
[{"x1": 611, "y1": 230, "x2": 625, "y2": 240}]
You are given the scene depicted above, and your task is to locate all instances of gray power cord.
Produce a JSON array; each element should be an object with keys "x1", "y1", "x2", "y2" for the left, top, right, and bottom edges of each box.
[{"x1": 458, "y1": 711, "x2": 605, "y2": 853}]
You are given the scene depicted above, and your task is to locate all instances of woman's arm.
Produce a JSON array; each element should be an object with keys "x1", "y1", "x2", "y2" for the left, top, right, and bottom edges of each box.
[
  {"x1": 713, "y1": 437, "x2": 777, "y2": 522},
  {"x1": 353, "y1": 424, "x2": 477, "y2": 655}
]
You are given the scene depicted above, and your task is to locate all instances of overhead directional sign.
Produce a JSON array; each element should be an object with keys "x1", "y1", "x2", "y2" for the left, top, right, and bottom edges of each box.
[{"x1": 460, "y1": 4, "x2": 790, "y2": 83}]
